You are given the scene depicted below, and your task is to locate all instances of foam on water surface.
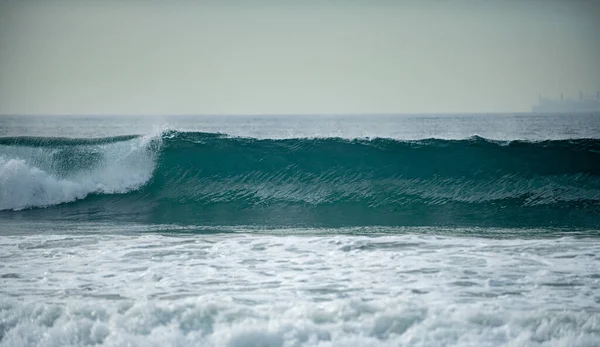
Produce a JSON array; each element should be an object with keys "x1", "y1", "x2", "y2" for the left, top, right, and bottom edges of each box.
[{"x1": 1, "y1": 231, "x2": 599, "y2": 346}]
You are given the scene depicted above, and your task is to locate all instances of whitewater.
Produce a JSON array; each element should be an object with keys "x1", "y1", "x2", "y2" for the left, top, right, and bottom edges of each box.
[{"x1": 1, "y1": 114, "x2": 600, "y2": 347}]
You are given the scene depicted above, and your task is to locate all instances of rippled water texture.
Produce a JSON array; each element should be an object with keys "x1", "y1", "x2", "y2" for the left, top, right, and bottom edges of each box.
[{"x1": 1, "y1": 230, "x2": 600, "y2": 346}]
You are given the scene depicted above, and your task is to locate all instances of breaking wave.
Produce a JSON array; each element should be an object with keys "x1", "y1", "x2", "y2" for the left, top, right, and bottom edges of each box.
[{"x1": 1, "y1": 132, "x2": 599, "y2": 228}]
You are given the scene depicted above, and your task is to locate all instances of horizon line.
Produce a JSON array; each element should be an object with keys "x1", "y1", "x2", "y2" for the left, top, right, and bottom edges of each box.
[{"x1": 0, "y1": 111, "x2": 571, "y2": 118}]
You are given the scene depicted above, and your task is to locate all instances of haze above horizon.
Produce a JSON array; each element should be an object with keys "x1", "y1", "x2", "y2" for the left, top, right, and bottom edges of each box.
[{"x1": 1, "y1": 0, "x2": 599, "y2": 116}]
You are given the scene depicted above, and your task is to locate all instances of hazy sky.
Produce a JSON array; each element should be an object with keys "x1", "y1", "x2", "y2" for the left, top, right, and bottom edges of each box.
[{"x1": 0, "y1": 0, "x2": 599, "y2": 115}]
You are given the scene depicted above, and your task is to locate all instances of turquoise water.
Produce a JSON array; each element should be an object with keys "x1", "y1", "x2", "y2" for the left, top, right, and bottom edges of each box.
[
  {"x1": 2, "y1": 132, "x2": 600, "y2": 229},
  {"x1": 1, "y1": 114, "x2": 600, "y2": 346}
]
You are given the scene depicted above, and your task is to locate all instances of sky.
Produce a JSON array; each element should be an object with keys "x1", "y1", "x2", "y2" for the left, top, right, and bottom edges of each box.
[{"x1": 0, "y1": 0, "x2": 599, "y2": 115}]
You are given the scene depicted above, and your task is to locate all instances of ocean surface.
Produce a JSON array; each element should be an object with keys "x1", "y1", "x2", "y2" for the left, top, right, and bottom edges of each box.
[{"x1": 1, "y1": 114, "x2": 600, "y2": 346}]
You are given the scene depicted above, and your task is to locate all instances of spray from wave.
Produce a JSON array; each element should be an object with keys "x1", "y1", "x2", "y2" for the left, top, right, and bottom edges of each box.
[{"x1": 0, "y1": 133, "x2": 161, "y2": 210}]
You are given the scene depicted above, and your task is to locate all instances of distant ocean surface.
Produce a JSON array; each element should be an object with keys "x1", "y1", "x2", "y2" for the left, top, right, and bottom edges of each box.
[{"x1": 1, "y1": 114, "x2": 600, "y2": 346}]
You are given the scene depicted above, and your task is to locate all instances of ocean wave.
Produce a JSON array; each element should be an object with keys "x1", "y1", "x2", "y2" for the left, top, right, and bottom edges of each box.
[{"x1": 1, "y1": 132, "x2": 599, "y2": 227}]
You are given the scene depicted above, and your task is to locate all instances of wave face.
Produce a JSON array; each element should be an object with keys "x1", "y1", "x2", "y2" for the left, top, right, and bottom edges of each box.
[{"x1": 1, "y1": 131, "x2": 600, "y2": 228}]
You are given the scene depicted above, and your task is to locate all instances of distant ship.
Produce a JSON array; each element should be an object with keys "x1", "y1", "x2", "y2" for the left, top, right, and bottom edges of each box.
[{"x1": 532, "y1": 92, "x2": 600, "y2": 113}]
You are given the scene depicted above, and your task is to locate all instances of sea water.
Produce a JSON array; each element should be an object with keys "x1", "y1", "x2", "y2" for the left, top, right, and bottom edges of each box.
[{"x1": 1, "y1": 114, "x2": 599, "y2": 346}]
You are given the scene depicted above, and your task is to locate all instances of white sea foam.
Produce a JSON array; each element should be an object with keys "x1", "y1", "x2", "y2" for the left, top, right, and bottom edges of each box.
[
  {"x1": 0, "y1": 134, "x2": 160, "y2": 211},
  {"x1": 2, "y1": 297, "x2": 598, "y2": 347},
  {"x1": 0, "y1": 232, "x2": 598, "y2": 346}
]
